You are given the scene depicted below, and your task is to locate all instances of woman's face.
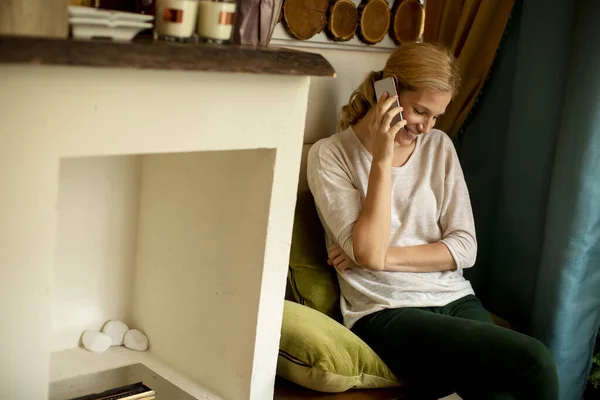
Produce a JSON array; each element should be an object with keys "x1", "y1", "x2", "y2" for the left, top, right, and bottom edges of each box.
[{"x1": 396, "y1": 88, "x2": 453, "y2": 147}]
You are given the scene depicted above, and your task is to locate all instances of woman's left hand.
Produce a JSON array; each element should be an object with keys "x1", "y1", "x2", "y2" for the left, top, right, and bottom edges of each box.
[{"x1": 327, "y1": 244, "x2": 356, "y2": 273}]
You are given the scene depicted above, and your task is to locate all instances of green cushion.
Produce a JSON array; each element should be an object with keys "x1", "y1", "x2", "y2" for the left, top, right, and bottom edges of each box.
[
  {"x1": 288, "y1": 191, "x2": 341, "y2": 321},
  {"x1": 278, "y1": 300, "x2": 402, "y2": 393}
]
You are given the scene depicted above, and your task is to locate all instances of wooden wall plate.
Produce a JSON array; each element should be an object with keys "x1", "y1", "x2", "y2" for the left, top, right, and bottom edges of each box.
[
  {"x1": 282, "y1": 0, "x2": 329, "y2": 41},
  {"x1": 326, "y1": 0, "x2": 359, "y2": 42},
  {"x1": 390, "y1": 0, "x2": 425, "y2": 44},
  {"x1": 357, "y1": 0, "x2": 391, "y2": 45}
]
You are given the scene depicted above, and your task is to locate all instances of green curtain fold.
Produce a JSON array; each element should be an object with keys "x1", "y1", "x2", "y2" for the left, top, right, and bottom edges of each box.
[
  {"x1": 531, "y1": 0, "x2": 600, "y2": 397},
  {"x1": 457, "y1": 0, "x2": 600, "y2": 398}
]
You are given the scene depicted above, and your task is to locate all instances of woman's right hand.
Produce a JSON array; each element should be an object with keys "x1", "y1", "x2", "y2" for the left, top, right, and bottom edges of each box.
[
  {"x1": 328, "y1": 244, "x2": 357, "y2": 273},
  {"x1": 369, "y1": 93, "x2": 406, "y2": 162}
]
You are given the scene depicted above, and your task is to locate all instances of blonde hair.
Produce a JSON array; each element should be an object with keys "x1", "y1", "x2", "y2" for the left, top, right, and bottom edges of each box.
[{"x1": 338, "y1": 42, "x2": 461, "y2": 131}]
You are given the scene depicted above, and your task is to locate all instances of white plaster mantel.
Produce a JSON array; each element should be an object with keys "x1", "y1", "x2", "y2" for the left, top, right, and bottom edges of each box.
[{"x1": 0, "y1": 36, "x2": 334, "y2": 400}]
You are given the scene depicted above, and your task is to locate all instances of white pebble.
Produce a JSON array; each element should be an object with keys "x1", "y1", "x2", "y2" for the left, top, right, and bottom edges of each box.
[
  {"x1": 124, "y1": 329, "x2": 149, "y2": 352},
  {"x1": 82, "y1": 330, "x2": 112, "y2": 353},
  {"x1": 102, "y1": 320, "x2": 129, "y2": 346}
]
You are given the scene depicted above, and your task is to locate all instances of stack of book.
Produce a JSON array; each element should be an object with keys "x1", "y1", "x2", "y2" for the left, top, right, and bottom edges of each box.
[{"x1": 70, "y1": 382, "x2": 155, "y2": 400}]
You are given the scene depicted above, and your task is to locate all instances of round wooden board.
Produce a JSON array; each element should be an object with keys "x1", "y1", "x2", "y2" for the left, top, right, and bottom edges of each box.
[
  {"x1": 282, "y1": 0, "x2": 329, "y2": 40},
  {"x1": 390, "y1": 0, "x2": 425, "y2": 44},
  {"x1": 358, "y1": 0, "x2": 392, "y2": 45},
  {"x1": 327, "y1": 0, "x2": 359, "y2": 42}
]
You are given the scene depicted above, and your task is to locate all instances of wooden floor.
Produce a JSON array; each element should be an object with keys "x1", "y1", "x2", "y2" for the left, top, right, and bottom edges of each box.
[{"x1": 273, "y1": 378, "x2": 407, "y2": 400}]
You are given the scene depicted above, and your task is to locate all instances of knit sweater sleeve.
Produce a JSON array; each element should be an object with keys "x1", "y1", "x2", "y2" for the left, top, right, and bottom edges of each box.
[
  {"x1": 438, "y1": 136, "x2": 478, "y2": 270},
  {"x1": 306, "y1": 140, "x2": 361, "y2": 263}
]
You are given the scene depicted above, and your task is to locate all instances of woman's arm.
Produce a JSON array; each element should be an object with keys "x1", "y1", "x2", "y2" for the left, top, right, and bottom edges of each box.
[
  {"x1": 383, "y1": 243, "x2": 456, "y2": 272},
  {"x1": 352, "y1": 94, "x2": 407, "y2": 271},
  {"x1": 387, "y1": 135, "x2": 477, "y2": 272},
  {"x1": 328, "y1": 242, "x2": 455, "y2": 273},
  {"x1": 352, "y1": 161, "x2": 392, "y2": 270},
  {"x1": 384, "y1": 136, "x2": 477, "y2": 272},
  {"x1": 329, "y1": 135, "x2": 476, "y2": 273}
]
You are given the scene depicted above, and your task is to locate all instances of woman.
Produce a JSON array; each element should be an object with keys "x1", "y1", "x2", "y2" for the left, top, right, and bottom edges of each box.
[{"x1": 306, "y1": 43, "x2": 558, "y2": 399}]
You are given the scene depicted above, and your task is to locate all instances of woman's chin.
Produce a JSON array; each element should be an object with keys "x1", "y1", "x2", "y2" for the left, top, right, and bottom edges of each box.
[{"x1": 395, "y1": 127, "x2": 418, "y2": 147}]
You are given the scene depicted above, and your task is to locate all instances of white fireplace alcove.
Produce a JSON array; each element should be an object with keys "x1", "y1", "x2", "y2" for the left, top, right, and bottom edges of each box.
[{"x1": 0, "y1": 37, "x2": 334, "y2": 400}]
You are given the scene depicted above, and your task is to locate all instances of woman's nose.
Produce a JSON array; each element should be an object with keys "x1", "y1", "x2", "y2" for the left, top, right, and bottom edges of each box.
[{"x1": 419, "y1": 119, "x2": 434, "y2": 134}]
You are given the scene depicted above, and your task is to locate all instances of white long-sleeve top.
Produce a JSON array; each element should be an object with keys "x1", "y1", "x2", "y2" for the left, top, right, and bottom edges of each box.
[{"x1": 307, "y1": 127, "x2": 477, "y2": 328}]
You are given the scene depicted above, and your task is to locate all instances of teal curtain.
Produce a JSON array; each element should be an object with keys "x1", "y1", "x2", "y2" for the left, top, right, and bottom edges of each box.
[{"x1": 457, "y1": 0, "x2": 600, "y2": 398}]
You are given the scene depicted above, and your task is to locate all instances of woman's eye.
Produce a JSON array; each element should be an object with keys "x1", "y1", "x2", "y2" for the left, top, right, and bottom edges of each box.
[{"x1": 415, "y1": 109, "x2": 424, "y2": 115}]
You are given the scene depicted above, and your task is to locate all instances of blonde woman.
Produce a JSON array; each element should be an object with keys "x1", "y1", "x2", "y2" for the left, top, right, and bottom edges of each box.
[{"x1": 307, "y1": 43, "x2": 559, "y2": 399}]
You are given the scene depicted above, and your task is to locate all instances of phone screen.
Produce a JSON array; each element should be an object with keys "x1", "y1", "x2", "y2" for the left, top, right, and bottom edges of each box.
[{"x1": 374, "y1": 77, "x2": 403, "y2": 127}]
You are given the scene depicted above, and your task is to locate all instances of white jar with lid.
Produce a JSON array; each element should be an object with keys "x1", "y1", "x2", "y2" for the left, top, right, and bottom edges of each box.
[
  {"x1": 197, "y1": 0, "x2": 237, "y2": 43},
  {"x1": 155, "y1": 0, "x2": 198, "y2": 41}
]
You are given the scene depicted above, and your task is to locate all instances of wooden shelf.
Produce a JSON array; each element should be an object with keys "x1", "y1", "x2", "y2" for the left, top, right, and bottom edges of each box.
[
  {"x1": 0, "y1": 35, "x2": 336, "y2": 77},
  {"x1": 50, "y1": 347, "x2": 225, "y2": 400}
]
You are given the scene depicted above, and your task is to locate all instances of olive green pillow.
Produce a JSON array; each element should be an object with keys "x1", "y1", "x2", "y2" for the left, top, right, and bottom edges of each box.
[
  {"x1": 288, "y1": 191, "x2": 341, "y2": 321},
  {"x1": 277, "y1": 300, "x2": 401, "y2": 392}
]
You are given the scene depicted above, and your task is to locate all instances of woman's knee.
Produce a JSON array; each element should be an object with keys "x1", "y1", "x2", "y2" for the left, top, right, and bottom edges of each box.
[
  {"x1": 518, "y1": 336, "x2": 559, "y2": 397},
  {"x1": 525, "y1": 338, "x2": 556, "y2": 375}
]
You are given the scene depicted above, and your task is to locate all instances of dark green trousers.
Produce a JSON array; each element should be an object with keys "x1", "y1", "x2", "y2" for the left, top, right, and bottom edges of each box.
[{"x1": 351, "y1": 295, "x2": 559, "y2": 400}]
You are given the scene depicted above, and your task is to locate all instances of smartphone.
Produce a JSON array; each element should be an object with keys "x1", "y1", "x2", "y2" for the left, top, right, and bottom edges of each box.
[{"x1": 374, "y1": 76, "x2": 403, "y2": 127}]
